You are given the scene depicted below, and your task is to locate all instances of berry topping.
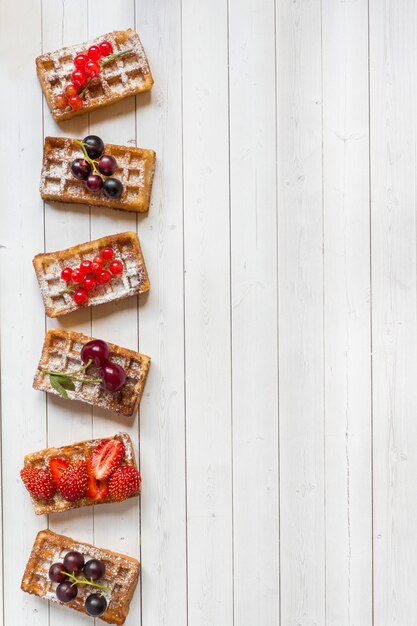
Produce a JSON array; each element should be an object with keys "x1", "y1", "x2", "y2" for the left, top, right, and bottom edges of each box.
[
  {"x1": 71, "y1": 268, "x2": 85, "y2": 283},
  {"x1": 56, "y1": 580, "x2": 78, "y2": 603},
  {"x1": 93, "y1": 255, "x2": 104, "y2": 267},
  {"x1": 80, "y1": 259, "x2": 93, "y2": 274},
  {"x1": 49, "y1": 458, "x2": 70, "y2": 487},
  {"x1": 91, "y1": 438, "x2": 125, "y2": 481},
  {"x1": 55, "y1": 94, "x2": 68, "y2": 110},
  {"x1": 86, "y1": 174, "x2": 103, "y2": 192},
  {"x1": 91, "y1": 261, "x2": 103, "y2": 274},
  {"x1": 59, "y1": 460, "x2": 87, "y2": 502},
  {"x1": 99, "y1": 41, "x2": 113, "y2": 56},
  {"x1": 85, "y1": 456, "x2": 109, "y2": 501},
  {"x1": 68, "y1": 95, "x2": 83, "y2": 111},
  {"x1": 85, "y1": 594, "x2": 107, "y2": 617},
  {"x1": 108, "y1": 465, "x2": 141, "y2": 501},
  {"x1": 63, "y1": 550, "x2": 85, "y2": 573},
  {"x1": 100, "y1": 247, "x2": 114, "y2": 260},
  {"x1": 49, "y1": 562, "x2": 68, "y2": 583},
  {"x1": 65, "y1": 83, "x2": 79, "y2": 98},
  {"x1": 71, "y1": 158, "x2": 92, "y2": 181},
  {"x1": 81, "y1": 339, "x2": 110, "y2": 367},
  {"x1": 61, "y1": 267, "x2": 72, "y2": 282},
  {"x1": 71, "y1": 69, "x2": 87, "y2": 88},
  {"x1": 100, "y1": 363, "x2": 127, "y2": 392},
  {"x1": 83, "y1": 135, "x2": 105, "y2": 159},
  {"x1": 98, "y1": 154, "x2": 117, "y2": 176},
  {"x1": 85, "y1": 60, "x2": 100, "y2": 78},
  {"x1": 74, "y1": 53, "x2": 88, "y2": 70},
  {"x1": 82, "y1": 276, "x2": 97, "y2": 292},
  {"x1": 84, "y1": 559, "x2": 105, "y2": 581},
  {"x1": 103, "y1": 177, "x2": 124, "y2": 199},
  {"x1": 109, "y1": 259, "x2": 123, "y2": 275},
  {"x1": 87, "y1": 45, "x2": 102, "y2": 61},
  {"x1": 20, "y1": 467, "x2": 56, "y2": 500},
  {"x1": 73, "y1": 289, "x2": 88, "y2": 305},
  {"x1": 97, "y1": 269, "x2": 112, "y2": 285}
]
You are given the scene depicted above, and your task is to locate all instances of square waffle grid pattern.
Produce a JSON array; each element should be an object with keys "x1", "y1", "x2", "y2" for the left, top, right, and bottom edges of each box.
[
  {"x1": 41, "y1": 137, "x2": 155, "y2": 212},
  {"x1": 37, "y1": 30, "x2": 153, "y2": 120},
  {"x1": 21, "y1": 530, "x2": 140, "y2": 625},
  {"x1": 35, "y1": 233, "x2": 149, "y2": 317},
  {"x1": 33, "y1": 331, "x2": 150, "y2": 417}
]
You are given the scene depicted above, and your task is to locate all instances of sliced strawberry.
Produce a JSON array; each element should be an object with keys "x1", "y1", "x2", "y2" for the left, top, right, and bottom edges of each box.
[
  {"x1": 85, "y1": 456, "x2": 109, "y2": 501},
  {"x1": 20, "y1": 466, "x2": 56, "y2": 500},
  {"x1": 49, "y1": 458, "x2": 69, "y2": 487},
  {"x1": 59, "y1": 459, "x2": 87, "y2": 502},
  {"x1": 91, "y1": 438, "x2": 124, "y2": 481},
  {"x1": 108, "y1": 465, "x2": 141, "y2": 502}
]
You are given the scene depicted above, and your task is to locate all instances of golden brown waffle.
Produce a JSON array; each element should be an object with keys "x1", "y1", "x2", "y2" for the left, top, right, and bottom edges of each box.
[
  {"x1": 40, "y1": 137, "x2": 156, "y2": 213},
  {"x1": 33, "y1": 329, "x2": 150, "y2": 417},
  {"x1": 33, "y1": 232, "x2": 150, "y2": 318},
  {"x1": 21, "y1": 529, "x2": 140, "y2": 625},
  {"x1": 22, "y1": 432, "x2": 139, "y2": 515},
  {"x1": 36, "y1": 29, "x2": 153, "y2": 121}
]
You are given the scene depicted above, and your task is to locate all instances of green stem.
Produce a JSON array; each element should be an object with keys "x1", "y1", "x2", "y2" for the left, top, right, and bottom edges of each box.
[
  {"x1": 74, "y1": 139, "x2": 104, "y2": 179},
  {"x1": 100, "y1": 48, "x2": 133, "y2": 67},
  {"x1": 62, "y1": 571, "x2": 110, "y2": 593},
  {"x1": 41, "y1": 359, "x2": 103, "y2": 384}
]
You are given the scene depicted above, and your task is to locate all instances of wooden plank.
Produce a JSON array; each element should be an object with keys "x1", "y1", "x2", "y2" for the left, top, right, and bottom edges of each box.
[
  {"x1": 181, "y1": 0, "x2": 233, "y2": 623},
  {"x1": 228, "y1": 0, "x2": 279, "y2": 624},
  {"x1": 276, "y1": 0, "x2": 325, "y2": 623},
  {"x1": 321, "y1": 0, "x2": 373, "y2": 623},
  {"x1": 370, "y1": 0, "x2": 417, "y2": 623}
]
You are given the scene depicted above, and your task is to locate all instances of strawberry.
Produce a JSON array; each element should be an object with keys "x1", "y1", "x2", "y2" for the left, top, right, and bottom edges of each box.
[
  {"x1": 59, "y1": 460, "x2": 87, "y2": 502},
  {"x1": 108, "y1": 465, "x2": 141, "y2": 502},
  {"x1": 85, "y1": 456, "x2": 109, "y2": 501},
  {"x1": 49, "y1": 458, "x2": 69, "y2": 487},
  {"x1": 20, "y1": 467, "x2": 56, "y2": 500},
  {"x1": 91, "y1": 438, "x2": 124, "y2": 481}
]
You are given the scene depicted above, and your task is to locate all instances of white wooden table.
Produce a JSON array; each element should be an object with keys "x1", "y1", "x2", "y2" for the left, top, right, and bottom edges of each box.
[{"x1": 0, "y1": 0, "x2": 415, "y2": 624}]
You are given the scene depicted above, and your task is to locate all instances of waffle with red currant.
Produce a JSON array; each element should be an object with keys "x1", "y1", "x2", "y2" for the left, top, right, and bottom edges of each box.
[
  {"x1": 21, "y1": 529, "x2": 140, "y2": 625},
  {"x1": 33, "y1": 329, "x2": 151, "y2": 417},
  {"x1": 40, "y1": 136, "x2": 156, "y2": 213},
  {"x1": 36, "y1": 29, "x2": 153, "y2": 121},
  {"x1": 20, "y1": 432, "x2": 141, "y2": 515},
  {"x1": 33, "y1": 232, "x2": 150, "y2": 318}
]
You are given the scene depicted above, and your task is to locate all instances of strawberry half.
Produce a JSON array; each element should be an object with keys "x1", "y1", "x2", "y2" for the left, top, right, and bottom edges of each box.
[
  {"x1": 91, "y1": 438, "x2": 124, "y2": 481},
  {"x1": 49, "y1": 458, "x2": 69, "y2": 487},
  {"x1": 59, "y1": 460, "x2": 87, "y2": 502},
  {"x1": 85, "y1": 456, "x2": 109, "y2": 501},
  {"x1": 20, "y1": 467, "x2": 56, "y2": 500},
  {"x1": 108, "y1": 465, "x2": 141, "y2": 502}
]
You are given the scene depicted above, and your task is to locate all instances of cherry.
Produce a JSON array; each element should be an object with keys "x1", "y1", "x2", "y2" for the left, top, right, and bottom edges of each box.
[
  {"x1": 99, "y1": 41, "x2": 113, "y2": 56},
  {"x1": 61, "y1": 267, "x2": 73, "y2": 282},
  {"x1": 82, "y1": 277, "x2": 97, "y2": 292},
  {"x1": 55, "y1": 94, "x2": 68, "y2": 110},
  {"x1": 101, "y1": 247, "x2": 114, "y2": 261},
  {"x1": 73, "y1": 289, "x2": 88, "y2": 305},
  {"x1": 68, "y1": 95, "x2": 83, "y2": 111},
  {"x1": 81, "y1": 339, "x2": 110, "y2": 367},
  {"x1": 65, "y1": 84, "x2": 79, "y2": 98},
  {"x1": 86, "y1": 174, "x2": 103, "y2": 192},
  {"x1": 87, "y1": 45, "x2": 101, "y2": 61},
  {"x1": 74, "y1": 53, "x2": 88, "y2": 70},
  {"x1": 100, "y1": 362, "x2": 126, "y2": 392},
  {"x1": 98, "y1": 155, "x2": 117, "y2": 176},
  {"x1": 109, "y1": 260, "x2": 123, "y2": 276},
  {"x1": 97, "y1": 270, "x2": 112, "y2": 285},
  {"x1": 71, "y1": 268, "x2": 85, "y2": 283},
  {"x1": 85, "y1": 60, "x2": 100, "y2": 79},
  {"x1": 80, "y1": 259, "x2": 93, "y2": 274},
  {"x1": 72, "y1": 69, "x2": 87, "y2": 88}
]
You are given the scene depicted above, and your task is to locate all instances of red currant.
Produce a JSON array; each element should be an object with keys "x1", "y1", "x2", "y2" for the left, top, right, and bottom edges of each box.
[
  {"x1": 82, "y1": 277, "x2": 97, "y2": 292},
  {"x1": 55, "y1": 94, "x2": 68, "y2": 110},
  {"x1": 80, "y1": 259, "x2": 93, "y2": 274},
  {"x1": 73, "y1": 289, "x2": 88, "y2": 305},
  {"x1": 68, "y1": 95, "x2": 83, "y2": 111},
  {"x1": 91, "y1": 261, "x2": 103, "y2": 274},
  {"x1": 85, "y1": 60, "x2": 100, "y2": 78},
  {"x1": 109, "y1": 259, "x2": 123, "y2": 275},
  {"x1": 93, "y1": 255, "x2": 104, "y2": 266},
  {"x1": 72, "y1": 268, "x2": 85, "y2": 283},
  {"x1": 72, "y1": 69, "x2": 87, "y2": 88},
  {"x1": 61, "y1": 267, "x2": 73, "y2": 282},
  {"x1": 87, "y1": 45, "x2": 101, "y2": 61},
  {"x1": 74, "y1": 53, "x2": 88, "y2": 70},
  {"x1": 99, "y1": 41, "x2": 113, "y2": 56},
  {"x1": 65, "y1": 84, "x2": 79, "y2": 98},
  {"x1": 101, "y1": 247, "x2": 114, "y2": 261},
  {"x1": 97, "y1": 270, "x2": 112, "y2": 285}
]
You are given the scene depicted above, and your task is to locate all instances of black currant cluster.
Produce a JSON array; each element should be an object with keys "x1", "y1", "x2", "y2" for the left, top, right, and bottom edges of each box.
[{"x1": 71, "y1": 135, "x2": 124, "y2": 199}]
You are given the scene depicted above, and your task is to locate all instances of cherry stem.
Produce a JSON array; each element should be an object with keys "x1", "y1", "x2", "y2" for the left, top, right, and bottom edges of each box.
[
  {"x1": 62, "y1": 571, "x2": 110, "y2": 592},
  {"x1": 41, "y1": 359, "x2": 103, "y2": 384},
  {"x1": 74, "y1": 139, "x2": 105, "y2": 180}
]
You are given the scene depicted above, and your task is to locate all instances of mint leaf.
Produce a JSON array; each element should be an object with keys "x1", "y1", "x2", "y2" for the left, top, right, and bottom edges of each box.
[
  {"x1": 50, "y1": 375, "x2": 69, "y2": 399},
  {"x1": 52, "y1": 374, "x2": 75, "y2": 391}
]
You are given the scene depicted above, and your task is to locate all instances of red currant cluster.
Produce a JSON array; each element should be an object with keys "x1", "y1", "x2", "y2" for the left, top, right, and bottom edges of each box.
[{"x1": 61, "y1": 246, "x2": 124, "y2": 306}]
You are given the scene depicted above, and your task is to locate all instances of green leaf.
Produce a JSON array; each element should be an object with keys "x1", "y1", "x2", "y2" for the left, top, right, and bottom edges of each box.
[
  {"x1": 50, "y1": 375, "x2": 69, "y2": 399},
  {"x1": 52, "y1": 374, "x2": 75, "y2": 391}
]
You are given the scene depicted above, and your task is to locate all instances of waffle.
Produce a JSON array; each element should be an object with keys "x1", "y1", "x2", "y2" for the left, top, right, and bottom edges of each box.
[
  {"x1": 33, "y1": 232, "x2": 150, "y2": 318},
  {"x1": 21, "y1": 529, "x2": 140, "y2": 625},
  {"x1": 40, "y1": 137, "x2": 156, "y2": 213},
  {"x1": 33, "y1": 329, "x2": 150, "y2": 417},
  {"x1": 36, "y1": 29, "x2": 153, "y2": 121},
  {"x1": 22, "y1": 432, "x2": 139, "y2": 515}
]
